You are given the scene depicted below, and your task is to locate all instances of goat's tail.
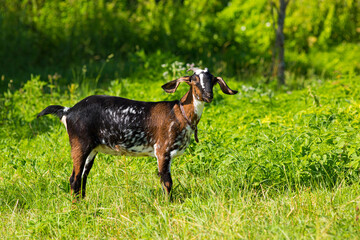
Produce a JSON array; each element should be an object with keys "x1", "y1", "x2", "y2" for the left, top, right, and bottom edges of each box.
[{"x1": 37, "y1": 105, "x2": 68, "y2": 119}]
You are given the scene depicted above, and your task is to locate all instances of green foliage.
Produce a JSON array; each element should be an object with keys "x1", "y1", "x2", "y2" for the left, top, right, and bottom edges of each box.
[
  {"x1": 0, "y1": 0, "x2": 359, "y2": 81},
  {"x1": 1, "y1": 72, "x2": 360, "y2": 238},
  {"x1": 287, "y1": 0, "x2": 359, "y2": 50},
  {"x1": 309, "y1": 43, "x2": 360, "y2": 77}
]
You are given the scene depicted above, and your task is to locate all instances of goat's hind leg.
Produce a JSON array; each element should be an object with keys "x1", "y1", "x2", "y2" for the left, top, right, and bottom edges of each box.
[
  {"x1": 81, "y1": 150, "x2": 97, "y2": 198},
  {"x1": 69, "y1": 136, "x2": 95, "y2": 200}
]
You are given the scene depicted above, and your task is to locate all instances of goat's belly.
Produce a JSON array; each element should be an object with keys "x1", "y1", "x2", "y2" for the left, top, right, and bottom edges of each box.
[
  {"x1": 95, "y1": 144, "x2": 155, "y2": 157},
  {"x1": 168, "y1": 126, "x2": 193, "y2": 159}
]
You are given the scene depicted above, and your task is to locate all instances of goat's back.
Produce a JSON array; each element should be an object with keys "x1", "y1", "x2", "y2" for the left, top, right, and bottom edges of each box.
[{"x1": 64, "y1": 95, "x2": 178, "y2": 154}]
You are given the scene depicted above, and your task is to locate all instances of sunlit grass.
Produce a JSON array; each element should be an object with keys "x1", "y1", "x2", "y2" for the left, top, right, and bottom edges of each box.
[{"x1": 1, "y1": 74, "x2": 360, "y2": 238}]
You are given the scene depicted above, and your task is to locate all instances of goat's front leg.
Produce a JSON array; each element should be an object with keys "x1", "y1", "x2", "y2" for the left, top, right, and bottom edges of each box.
[{"x1": 155, "y1": 146, "x2": 173, "y2": 197}]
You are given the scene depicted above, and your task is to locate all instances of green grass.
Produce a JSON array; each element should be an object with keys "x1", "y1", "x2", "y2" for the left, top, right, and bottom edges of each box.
[{"x1": 1, "y1": 73, "x2": 360, "y2": 239}]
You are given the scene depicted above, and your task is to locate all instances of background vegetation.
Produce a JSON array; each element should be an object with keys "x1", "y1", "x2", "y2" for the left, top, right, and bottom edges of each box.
[
  {"x1": 0, "y1": 0, "x2": 359, "y2": 86},
  {"x1": 1, "y1": 0, "x2": 360, "y2": 239}
]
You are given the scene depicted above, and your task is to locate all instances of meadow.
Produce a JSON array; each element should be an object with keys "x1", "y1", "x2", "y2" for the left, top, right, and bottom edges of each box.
[
  {"x1": 1, "y1": 0, "x2": 359, "y2": 238},
  {"x1": 1, "y1": 66, "x2": 360, "y2": 239}
]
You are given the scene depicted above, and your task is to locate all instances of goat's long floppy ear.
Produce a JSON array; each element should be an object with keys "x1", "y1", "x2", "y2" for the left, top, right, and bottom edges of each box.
[
  {"x1": 215, "y1": 77, "x2": 238, "y2": 95},
  {"x1": 161, "y1": 76, "x2": 190, "y2": 93}
]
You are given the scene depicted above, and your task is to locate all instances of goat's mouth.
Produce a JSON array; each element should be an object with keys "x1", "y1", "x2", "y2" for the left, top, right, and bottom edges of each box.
[{"x1": 203, "y1": 97, "x2": 213, "y2": 103}]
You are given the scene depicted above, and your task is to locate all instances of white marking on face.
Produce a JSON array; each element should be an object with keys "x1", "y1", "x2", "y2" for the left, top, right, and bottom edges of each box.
[
  {"x1": 61, "y1": 116, "x2": 68, "y2": 131},
  {"x1": 195, "y1": 68, "x2": 208, "y2": 75},
  {"x1": 82, "y1": 150, "x2": 97, "y2": 177},
  {"x1": 199, "y1": 73, "x2": 206, "y2": 89}
]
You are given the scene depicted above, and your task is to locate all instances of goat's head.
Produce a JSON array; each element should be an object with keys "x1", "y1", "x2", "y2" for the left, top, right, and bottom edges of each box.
[{"x1": 162, "y1": 67, "x2": 238, "y2": 103}]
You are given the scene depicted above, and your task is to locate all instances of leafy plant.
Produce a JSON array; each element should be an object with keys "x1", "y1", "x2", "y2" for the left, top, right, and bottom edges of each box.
[{"x1": 1, "y1": 70, "x2": 360, "y2": 238}]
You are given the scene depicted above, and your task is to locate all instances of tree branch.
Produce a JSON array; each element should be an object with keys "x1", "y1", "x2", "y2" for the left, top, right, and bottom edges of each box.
[
  {"x1": 270, "y1": 1, "x2": 280, "y2": 15},
  {"x1": 270, "y1": 1, "x2": 278, "y2": 31}
]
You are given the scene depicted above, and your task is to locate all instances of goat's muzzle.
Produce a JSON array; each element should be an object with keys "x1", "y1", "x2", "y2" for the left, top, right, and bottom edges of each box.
[{"x1": 203, "y1": 93, "x2": 213, "y2": 103}]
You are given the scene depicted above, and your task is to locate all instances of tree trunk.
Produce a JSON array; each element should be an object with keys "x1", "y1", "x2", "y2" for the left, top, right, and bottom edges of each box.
[
  {"x1": 276, "y1": 0, "x2": 287, "y2": 85},
  {"x1": 270, "y1": 0, "x2": 289, "y2": 86}
]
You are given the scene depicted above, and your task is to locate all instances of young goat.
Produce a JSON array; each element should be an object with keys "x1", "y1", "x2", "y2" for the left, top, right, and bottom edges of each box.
[{"x1": 37, "y1": 68, "x2": 238, "y2": 199}]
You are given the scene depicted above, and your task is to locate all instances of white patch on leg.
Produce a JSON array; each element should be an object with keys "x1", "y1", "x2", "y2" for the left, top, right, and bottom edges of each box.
[
  {"x1": 154, "y1": 144, "x2": 160, "y2": 171},
  {"x1": 82, "y1": 150, "x2": 97, "y2": 177}
]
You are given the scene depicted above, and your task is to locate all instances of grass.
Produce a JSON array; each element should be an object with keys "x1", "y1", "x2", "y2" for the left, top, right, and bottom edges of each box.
[{"x1": 1, "y1": 72, "x2": 360, "y2": 239}]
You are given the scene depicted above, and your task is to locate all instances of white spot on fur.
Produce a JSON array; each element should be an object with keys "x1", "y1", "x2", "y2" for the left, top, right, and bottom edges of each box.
[
  {"x1": 193, "y1": 94, "x2": 205, "y2": 117},
  {"x1": 129, "y1": 108, "x2": 137, "y2": 114},
  {"x1": 61, "y1": 116, "x2": 68, "y2": 131},
  {"x1": 195, "y1": 68, "x2": 208, "y2": 75},
  {"x1": 123, "y1": 115, "x2": 130, "y2": 123},
  {"x1": 124, "y1": 129, "x2": 134, "y2": 139},
  {"x1": 170, "y1": 148, "x2": 185, "y2": 159},
  {"x1": 63, "y1": 107, "x2": 70, "y2": 112},
  {"x1": 169, "y1": 121, "x2": 176, "y2": 132}
]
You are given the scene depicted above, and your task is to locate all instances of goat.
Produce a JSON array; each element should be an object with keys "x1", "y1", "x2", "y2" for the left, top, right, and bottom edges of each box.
[{"x1": 37, "y1": 68, "x2": 238, "y2": 199}]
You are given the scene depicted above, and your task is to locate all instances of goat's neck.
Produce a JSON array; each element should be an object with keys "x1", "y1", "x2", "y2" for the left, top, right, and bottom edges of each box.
[{"x1": 179, "y1": 89, "x2": 205, "y2": 126}]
